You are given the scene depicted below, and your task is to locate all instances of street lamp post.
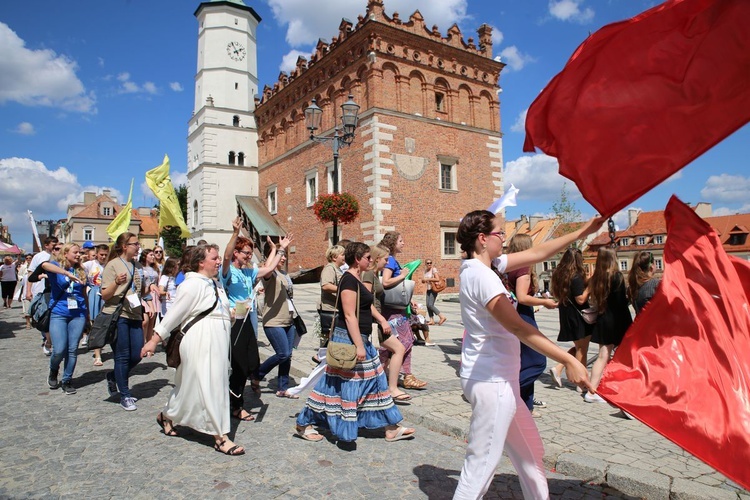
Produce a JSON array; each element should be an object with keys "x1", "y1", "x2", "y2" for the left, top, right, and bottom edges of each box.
[{"x1": 305, "y1": 94, "x2": 360, "y2": 246}]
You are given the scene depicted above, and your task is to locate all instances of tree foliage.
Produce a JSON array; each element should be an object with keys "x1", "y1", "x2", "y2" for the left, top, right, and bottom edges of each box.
[
  {"x1": 159, "y1": 184, "x2": 188, "y2": 258},
  {"x1": 551, "y1": 184, "x2": 582, "y2": 225}
]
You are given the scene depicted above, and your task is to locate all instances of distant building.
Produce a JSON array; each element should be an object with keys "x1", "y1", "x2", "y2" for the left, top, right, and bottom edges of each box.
[
  {"x1": 60, "y1": 191, "x2": 141, "y2": 246},
  {"x1": 0, "y1": 218, "x2": 12, "y2": 244},
  {"x1": 585, "y1": 202, "x2": 749, "y2": 277}
]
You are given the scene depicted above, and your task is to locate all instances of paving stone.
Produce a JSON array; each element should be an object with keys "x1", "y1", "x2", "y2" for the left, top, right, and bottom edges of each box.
[
  {"x1": 556, "y1": 453, "x2": 608, "y2": 484},
  {"x1": 670, "y1": 478, "x2": 739, "y2": 500},
  {"x1": 606, "y1": 464, "x2": 671, "y2": 500}
]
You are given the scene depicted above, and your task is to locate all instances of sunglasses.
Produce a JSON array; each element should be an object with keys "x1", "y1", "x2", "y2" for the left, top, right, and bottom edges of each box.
[
  {"x1": 54, "y1": 247, "x2": 63, "y2": 251},
  {"x1": 425, "y1": 262, "x2": 432, "y2": 265},
  {"x1": 154, "y1": 251, "x2": 163, "y2": 254}
]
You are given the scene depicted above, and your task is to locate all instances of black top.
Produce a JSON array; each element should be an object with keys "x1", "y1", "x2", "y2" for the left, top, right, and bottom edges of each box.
[
  {"x1": 335, "y1": 272, "x2": 374, "y2": 337},
  {"x1": 635, "y1": 277, "x2": 661, "y2": 314},
  {"x1": 591, "y1": 274, "x2": 633, "y2": 346},
  {"x1": 557, "y1": 274, "x2": 592, "y2": 342}
]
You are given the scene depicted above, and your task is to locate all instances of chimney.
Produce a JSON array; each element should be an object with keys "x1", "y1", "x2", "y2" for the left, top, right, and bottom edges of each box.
[
  {"x1": 693, "y1": 202, "x2": 712, "y2": 218},
  {"x1": 515, "y1": 215, "x2": 527, "y2": 231},
  {"x1": 83, "y1": 192, "x2": 96, "y2": 205},
  {"x1": 628, "y1": 208, "x2": 641, "y2": 228},
  {"x1": 529, "y1": 216, "x2": 543, "y2": 231}
]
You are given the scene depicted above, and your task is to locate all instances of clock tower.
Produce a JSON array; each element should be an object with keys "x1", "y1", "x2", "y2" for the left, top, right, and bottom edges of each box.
[{"x1": 187, "y1": 0, "x2": 261, "y2": 250}]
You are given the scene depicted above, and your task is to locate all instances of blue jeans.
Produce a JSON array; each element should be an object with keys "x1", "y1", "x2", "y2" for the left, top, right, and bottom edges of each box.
[
  {"x1": 49, "y1": 314, "x2": 86, "y2": 383},
  {"x1": 518, "y1": 309, "x2": 547, "y2": 411},
  {"x1": 111, "y1": 317, "x2": 143, "y2": 399},
  {"x1": 257, "y1": 324, "x2": 296, "y2": 392}
]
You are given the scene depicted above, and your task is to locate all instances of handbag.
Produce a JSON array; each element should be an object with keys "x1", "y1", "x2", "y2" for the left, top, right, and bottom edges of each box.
[
  {"x1": 325, "y1": 278, "x2": 359, "y2": 370},
  {"x1": 30, "y1": 292, "x2": 55, "y2": 333},
  {"x1": 88, "y1": 274, "x2": 133, "y2": 350},
  {"x1": 166, "y1": 281, "x2": 218, "y2": 369},
  {"x1": 580, "y1": 307, "x2": 599, "y2": 325},
  {"x1": 382, "y1": 278, "x2": 415, "y2": 309},
  {"x1": 431, "y1": 276, "x2": 447, "y2": 293},
  {"x1": 282, "y1": 274, "x2": 307, "y2": 335}
]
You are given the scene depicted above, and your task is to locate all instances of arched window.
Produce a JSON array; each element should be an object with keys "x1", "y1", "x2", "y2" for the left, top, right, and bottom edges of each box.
[
  {"x1": 233, "y1": 115, "x2": 240, "y2": 127},
  {"x1": 228, "y1": 151, "x2": 236, "y2": 165},
  {"x1": 192, "y1": 200, "x2": 198, "y2": 228},
  {"x1": 238, "y1": 152, "x2": 245, "y2": 166}
]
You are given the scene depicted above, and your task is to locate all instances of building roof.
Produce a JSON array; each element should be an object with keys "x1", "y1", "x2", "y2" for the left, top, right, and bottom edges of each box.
[
  {"x1": 504, "y1": 216, "x2": 558, "y2": 248},
  {"x1": 138, "y1": 210, "x2": 159, "y2": 237},
  {"x1": 704, "y1": 213, "x2": 750, "y2": 252},
  {"x1": 68, "y1": 193, "x2": 141, "y2": 221}
]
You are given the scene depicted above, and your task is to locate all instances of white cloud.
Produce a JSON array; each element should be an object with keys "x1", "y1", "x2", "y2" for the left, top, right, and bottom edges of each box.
[
  {"x1": 97, "y1": 57, "x2": 105, "y2": 67},
  {"x1": 713, "y1": 203, "x2": 750, "y2": 216},
  {"x1": 0, "y1": 22, "x2": 96, "y2": 113},
  {"x1": 497, "y1": 46, "x2": 534, "y2": 72},
  {"x1": 549, "y1": 0, "x2": 594, "y2": 23},
  {"x1": 268, "y1": 0, "x2": 468, "y2": 47},
  {"x1": 14, "y1": 122, "x2": 35, "y2": 135},
  {"x1": 504, "y1": 153, "x2": 582, "y2": 202},
  {"x1": 0, "y1": 157, "x2": 123, "y2": 250},
  {"x1": 489, "y1": 25, "x2": 503, "y2": 47},
  {"x1": 509, "y1": 108, "x2": 527, "y2": 133},
  {"x1": 115, "y1": 72, "x2": 158, "y2": 95},
  {"x1": 169, "y1": 82, "x2": 184, "y2": 92},
  {"x1": 280, "y1": 49, "x2": 313, "y2": 73},
  {"x1": 610, "y1": 206, "x2": 643, "y2": 230},
  {"x1": 700, "y1": 173, "x2": 750, "y2": 203}
]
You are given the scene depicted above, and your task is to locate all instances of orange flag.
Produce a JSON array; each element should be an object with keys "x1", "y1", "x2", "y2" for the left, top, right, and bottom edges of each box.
[
  {"x1": 523, "y1": 0, "x2": 750, "y2": 216},
  {"x1": 598, "y1": 196, "x2": 750, "y2": 490}
]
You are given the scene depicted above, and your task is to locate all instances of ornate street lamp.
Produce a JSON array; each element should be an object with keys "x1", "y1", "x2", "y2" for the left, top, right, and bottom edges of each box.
[{"x1": 305, "y1": 94, "x2": 360, "y2": 245}]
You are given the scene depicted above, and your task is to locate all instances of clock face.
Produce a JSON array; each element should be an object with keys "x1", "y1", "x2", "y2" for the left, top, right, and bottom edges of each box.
[{"x1": 227, "y1": 41, "x2": 246, "y2": 61}]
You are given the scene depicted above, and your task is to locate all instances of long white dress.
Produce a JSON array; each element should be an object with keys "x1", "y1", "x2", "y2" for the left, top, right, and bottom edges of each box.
[{"x1": 153, "y1": 272, "x2": 231, "y2": 436}]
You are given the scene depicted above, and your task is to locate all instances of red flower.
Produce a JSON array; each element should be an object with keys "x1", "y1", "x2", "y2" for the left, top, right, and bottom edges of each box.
[{"x1": 313, "y1": 193, "x2": 359, "y2": 225}]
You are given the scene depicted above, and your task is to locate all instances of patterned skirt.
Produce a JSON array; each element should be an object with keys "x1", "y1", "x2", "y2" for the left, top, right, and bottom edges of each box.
[{"x1": 297, "y1": 328, "x2": 403, "y2": 442}]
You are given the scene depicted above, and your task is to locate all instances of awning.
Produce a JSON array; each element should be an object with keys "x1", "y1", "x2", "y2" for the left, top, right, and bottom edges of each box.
[{"x1": 235, "y1": 196, "x2": 286, "y2": 237}]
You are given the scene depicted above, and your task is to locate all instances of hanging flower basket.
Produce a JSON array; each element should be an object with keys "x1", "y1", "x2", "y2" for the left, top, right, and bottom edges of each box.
[{"x1": 313, "y1": 192, "x2": 359, "y2": 225}]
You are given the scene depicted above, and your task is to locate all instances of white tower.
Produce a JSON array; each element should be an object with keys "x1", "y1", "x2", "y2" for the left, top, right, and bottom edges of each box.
[{"x1": 187, "y1": 0, "x2": 261, "y2": 250}]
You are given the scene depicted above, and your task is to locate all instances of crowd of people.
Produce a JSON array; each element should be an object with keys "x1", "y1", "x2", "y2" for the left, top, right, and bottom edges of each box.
[{"x1": 1, "y1": 210, "x2": 662, "y2": 497}]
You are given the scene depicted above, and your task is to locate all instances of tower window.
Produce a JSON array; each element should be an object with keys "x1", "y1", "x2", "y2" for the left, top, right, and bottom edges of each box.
[
  {"x1": 228, "y1": 151, "x2": 236, "y2": 165},
  {"x1": 238, "y1": 152, "x2": 245, "y2": 166},
  {"x1": 233, "y1": 115, "x2": 240, "y2": 126},
  {"x1": 435, "y1": 92, "x2": 445, "y2": 112},
  {"x1": 235, "y1": 83, "x2": 238, "y2": 90}
]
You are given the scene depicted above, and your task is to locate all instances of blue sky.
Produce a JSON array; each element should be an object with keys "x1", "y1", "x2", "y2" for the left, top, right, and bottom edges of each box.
[{"x1": 1, "y1": 0, "x2": 748, "y2": 251}]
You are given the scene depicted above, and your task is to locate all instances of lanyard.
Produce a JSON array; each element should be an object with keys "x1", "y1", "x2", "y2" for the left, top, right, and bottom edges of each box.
[{"x1": 119, "y1": 257, "x2": 135, "y2": 292}]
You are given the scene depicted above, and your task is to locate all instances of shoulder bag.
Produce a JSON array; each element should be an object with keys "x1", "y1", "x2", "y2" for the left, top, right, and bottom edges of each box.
[
  {"x1": 282, "y1": 272, "x2": 307, "y2": 335},
  {"x1": 325, "y1": 277, "x2": 358, "y2": 370},
  {"x1": 88, "y1": 274, "x2": 133, "y2": 350},
  {"x1": 166, "y1": 280, "x2": 219, "y2": 369},
  {"x1": 382, "y1": 276, "x2": 415, "y2": 309},
  {"x1": 431, "y1": 276, "x2": 447, "y2": 293},
  {"x1": 570, "y1": 299, "x2": 598, "y2": 325}
]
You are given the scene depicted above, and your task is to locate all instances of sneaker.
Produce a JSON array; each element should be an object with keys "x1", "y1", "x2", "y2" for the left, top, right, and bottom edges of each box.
[
  {"x1": 120, "y1": 397, "x2": 137, "y2": 411},
  {"x1": 80, "y1": 335, "x2": 88, "y2": 348},
  {"x1": 47, "y1": 371, "x2": 60, "y2": 390},
  {"x1": 533, "y1": 399, "x2": 547, "y2": 408},
  {"x1": 60, "y1": 381, "x2": 77, "y2": 395},
  {"x1": 106, "y1": 372, "x2": 118, "y2": 398},
  {"x1": 42, "y1": 344, "x2": 52, "y2": 356},
  {"x1": 584, "y1": 392, "x2": 606, "y2": 403}
]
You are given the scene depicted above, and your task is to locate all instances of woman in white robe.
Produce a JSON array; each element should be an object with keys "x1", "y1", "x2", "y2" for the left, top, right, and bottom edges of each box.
[{"x1": 141, "y1": 244, "x2": 244, "y2": 456}]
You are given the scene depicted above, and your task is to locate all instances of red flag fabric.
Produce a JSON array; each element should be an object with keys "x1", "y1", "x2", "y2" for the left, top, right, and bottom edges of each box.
[
  {"x1": 523, "y1": 0, "x2": 750, "y2": 217},
  {"x1": 598, "y1": 196, "x2": 750, "y2": 491}
]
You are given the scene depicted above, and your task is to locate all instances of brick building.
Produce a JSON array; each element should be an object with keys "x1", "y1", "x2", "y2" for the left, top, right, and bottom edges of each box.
[{"x1": 254, "y1": 0, "x2": 504, "y2": 292}]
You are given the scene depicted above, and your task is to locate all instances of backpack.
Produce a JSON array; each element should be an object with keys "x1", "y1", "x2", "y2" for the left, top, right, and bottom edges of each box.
[{"x1": 29, "y1": 292, "x2": 50, "y2": 331}]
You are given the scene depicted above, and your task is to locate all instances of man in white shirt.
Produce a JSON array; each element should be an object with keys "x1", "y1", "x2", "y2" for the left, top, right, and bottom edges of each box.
[{"x1": 26, "y1": 236, "x2": 59, "y2": 355}]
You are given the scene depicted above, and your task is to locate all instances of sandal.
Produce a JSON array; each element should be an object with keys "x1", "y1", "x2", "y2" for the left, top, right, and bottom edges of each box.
[
  {"x1": 295, "y1": 425, "x2": 324, "y2": 442},
  {"x1": 231, "y1": 408, "x2": 255, "y2": 421},
  {"x1": 385, "y1": 425, "x2": 415, "y2": 442},
  {"x1": 93, "y1": 358, "x2": 103, "y2": 366},
  {"x1": 214, "y1": 439, "x2": 245, "y2": 456},
  {"x1": 275, "y1": 391, "x2": 299, "y2": 399},
  {"x1": 392, "y1": 392, "x2": 412, "y2": 405},
  {"x1": 250, "y1": 379, "x2": 262, "y2": 395},
  {"x1": 156, "y1": 413, "x2": 179, "y2": 437},
  {"x1": 401, "y1": 374, "x2": 427, "y2": 390}
]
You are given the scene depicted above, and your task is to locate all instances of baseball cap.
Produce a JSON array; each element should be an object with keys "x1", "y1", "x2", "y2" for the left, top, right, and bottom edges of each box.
[{"x1": 82, "y1": 241, "x2": 95, "y2": 249}]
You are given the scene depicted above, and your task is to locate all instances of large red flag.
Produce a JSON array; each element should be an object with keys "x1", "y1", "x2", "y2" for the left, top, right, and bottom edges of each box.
[
  {"x1": 523, "y1": 0, "x2": 750, "y2": 217},
  {"x1": 598, "y1": 196, "x2": 750, "y2": 490}
]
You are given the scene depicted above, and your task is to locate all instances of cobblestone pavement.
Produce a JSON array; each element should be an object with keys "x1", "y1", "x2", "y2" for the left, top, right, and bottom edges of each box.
[{"x1": 0, "y1": 302, "x2": 628, "y2": 499}]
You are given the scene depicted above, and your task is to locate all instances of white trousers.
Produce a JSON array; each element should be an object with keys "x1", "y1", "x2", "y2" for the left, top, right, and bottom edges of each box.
[{"x1": 453, "y1": 378, "x2": 549, "y2": 500}]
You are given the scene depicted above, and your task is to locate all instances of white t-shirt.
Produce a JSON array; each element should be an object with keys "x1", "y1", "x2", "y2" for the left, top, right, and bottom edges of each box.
[
  {"x1": 459, "y1": 255, "x2": 521, "y2": 382},
  {"x1": 83, "y1": 260, "x2": 105, "y2": 287},
  {"x1": 158, "y1": 274, "x2": 177, "y2": 315},
  {"x1": 28, "y1": 251, "x2": 51, "y2": 296}
]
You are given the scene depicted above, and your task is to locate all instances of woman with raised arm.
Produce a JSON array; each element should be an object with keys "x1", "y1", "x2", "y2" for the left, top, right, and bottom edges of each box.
[
  {"x1": 453, "y1": 210, "x2": 603, "y2": 500},
  {"x1": 142, "y1": 245, "x2": 245, "y2": 456},
  {"x1": 220, "y1": 216, "x2": 289, "y2": 419}
]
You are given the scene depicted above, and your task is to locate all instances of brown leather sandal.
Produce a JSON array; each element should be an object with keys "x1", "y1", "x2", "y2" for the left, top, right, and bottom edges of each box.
[{"x1": 401, "y1": 374, "x2": 427, "y2": 390}]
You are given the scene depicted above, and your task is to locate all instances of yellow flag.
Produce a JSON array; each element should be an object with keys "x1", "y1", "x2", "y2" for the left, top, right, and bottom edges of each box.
[
  {"x1": 107, "y1": 179, "x2": 134, "y2": 241},
  {"x1": 145, "y1": 154, "x2": 190, "y2": 238}
]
